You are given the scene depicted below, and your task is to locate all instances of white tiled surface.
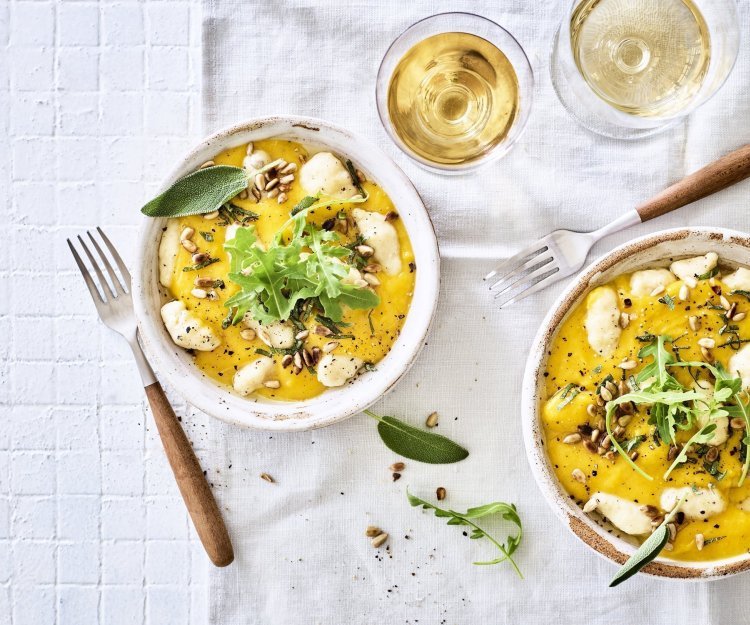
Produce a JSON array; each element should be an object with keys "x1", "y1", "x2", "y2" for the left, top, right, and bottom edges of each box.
[{"x1": 3, "y1": 1, "x2": 210, "y2": 623}]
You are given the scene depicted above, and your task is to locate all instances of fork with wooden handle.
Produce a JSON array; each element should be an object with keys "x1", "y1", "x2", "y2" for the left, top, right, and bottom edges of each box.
[
  {"x1": 68, "y1": 227, "x2": 234, "y2": 567},
  {"x1": 485, "y1": 144, "x2": 750, "y2": 308}
]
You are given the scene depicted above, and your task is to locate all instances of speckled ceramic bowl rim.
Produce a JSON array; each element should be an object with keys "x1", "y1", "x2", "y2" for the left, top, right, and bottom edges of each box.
[
  {"x1": 132, "y1": 116, "x2": 440, "y2": 432},
  {"x1": 522, "y1": 227, "x2": 750, "y2": 581}
]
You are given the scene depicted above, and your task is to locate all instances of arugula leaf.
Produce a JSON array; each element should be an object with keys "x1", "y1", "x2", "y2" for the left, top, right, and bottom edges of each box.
[
  {"x1": 141, "y1": 165, "x2": 248, "y2": 217},
  {"x1": 223, "y1": 217, "x2": 379, "y2": 325},
  {"x1": 407, "y1": 490, "x2": 523, "y2": 576},
  {"x1": 365, "y1": 410, "x2": 468, "y2": 464}
]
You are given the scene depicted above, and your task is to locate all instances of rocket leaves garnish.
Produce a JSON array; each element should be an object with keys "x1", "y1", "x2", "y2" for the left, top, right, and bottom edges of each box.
[
  {"x1": 407, "y1": 490, "x2": 522, "y2": 577},
  {"x1": 141, "y1": 165, "x2": 249, "y2": 217},
  {"x1": 223, "y1": 213, "x2": 379, "y2": 325},
  {"x1": 603, "y1": 335, "x2": 750, "y2": 485}
]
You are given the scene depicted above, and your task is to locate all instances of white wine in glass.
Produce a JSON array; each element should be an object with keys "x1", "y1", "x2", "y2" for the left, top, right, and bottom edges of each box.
[
  {"x1": 551, "y1": 0, "x2": 739, "y2": 139},
  {"x1": 376, "y1": 13, "x2": 534, "y2": 173},
  {"x1": 387, "y1": 32, "x2": 519, "y2": 166},
  {"x1": 571, "y1": 0, "x2": 710, "y2": 117}
]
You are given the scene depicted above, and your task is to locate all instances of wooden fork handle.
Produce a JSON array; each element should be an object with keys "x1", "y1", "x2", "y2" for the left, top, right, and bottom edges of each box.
[
  {"x1": 145, "y1": 382, "x2": 234, "y2": 567},
  {"x1": 636, "y1": 144, "x2": 750, "y2": 222}
]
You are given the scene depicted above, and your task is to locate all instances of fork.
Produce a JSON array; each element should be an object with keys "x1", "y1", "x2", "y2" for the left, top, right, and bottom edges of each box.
[
  {"x1": 68, "y1": 228, "x2": 234, "y2": 567},
  {"x1": 485, "y1": 144, "x2": 750, "y2": 308}
]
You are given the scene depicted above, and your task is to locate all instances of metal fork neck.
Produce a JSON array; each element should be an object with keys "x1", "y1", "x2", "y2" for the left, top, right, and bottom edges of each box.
[{"x1": 591, "y1": 209, "x2": 642, "y2": 241}]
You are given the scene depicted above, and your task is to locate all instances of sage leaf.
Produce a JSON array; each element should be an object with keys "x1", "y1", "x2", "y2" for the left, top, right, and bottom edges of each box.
[
  {"x1": 141, "y1": 165, "x2": 248, "y2": 217},
  {"x1": 609, "y1": 523, "x2": 669, "y2": 587},
  {"x1": 365, "y1": 410, "x2": 468, "y2": 464}
]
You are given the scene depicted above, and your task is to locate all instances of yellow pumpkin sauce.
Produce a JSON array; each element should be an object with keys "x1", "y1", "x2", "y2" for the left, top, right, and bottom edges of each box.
[
  {"x1": 542, "y1": 272, "x2": 750, "y2": 562},
  {"x1": 162, "y1": 140, "x2": 415, "y2": 401}
]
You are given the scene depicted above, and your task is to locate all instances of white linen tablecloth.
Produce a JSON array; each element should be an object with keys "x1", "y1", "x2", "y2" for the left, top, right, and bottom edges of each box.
[{"x1": 201, "y1": 1, "x2": 750, "y2": 623}]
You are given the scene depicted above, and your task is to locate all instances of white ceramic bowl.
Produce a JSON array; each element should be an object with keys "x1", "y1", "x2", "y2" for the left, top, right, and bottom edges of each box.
[
  {"x1": 133, "y1": 116, "x2": 440, "y2": 432},
  {"x1": 523, "y1": 227, "x2": 750, "y2": 580}
]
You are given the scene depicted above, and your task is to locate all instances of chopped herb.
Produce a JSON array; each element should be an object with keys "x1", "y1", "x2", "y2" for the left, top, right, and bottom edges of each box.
[
  {"x1": 255, "y1": 348, "x2": 273, "y2": 358},
  {"x1": 199, "y1": 231, "x2": 214, "y2": 242},
  {"x1": 367, "y1": 309, "x2": 375, "y2": 336},
  {"x1": 703, "y1": 459, "x2": 726, "y2": 481},
  {"x1": 291, "y1": 195, "x2": 318, "y2": 216},
  {"x1": 658, "y1": 294, "x2": 676, "y2": 310},
  {"x1": 732, "y1": 290, "x2": 750, "y2": 302},
  {"x1": 344, "y1": 158, "x2": 367, "y2": 198},
  {"x1": 696, "y1": 267, "x2": 719, "y2": 280},
  {"x1": 221, "y1": 307, "x2": 236, "y2": 329},
  {"x1": 704, "y1": 536, "x2": 726, "y2": 545},
  {"x1": 182, "y1": 257, "x2": 220, "y2": 272},
  {"x1": 592, "y1": 365, "x2": 603, "y2": 375},
  {"x1": 622, "y1": 435, "x2": 646, "y2": 454},
  {"x1": 636, "y1": 333, "x2": 656, "y2": 342},
  {"x1": 557, "y1": 383, "x2": 580, "y2": 410}
]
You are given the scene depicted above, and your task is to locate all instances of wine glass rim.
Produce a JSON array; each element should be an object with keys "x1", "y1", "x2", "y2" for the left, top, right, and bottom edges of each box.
[{"x1": 375, "y1": 12, "x2": 535, "y2": 174}]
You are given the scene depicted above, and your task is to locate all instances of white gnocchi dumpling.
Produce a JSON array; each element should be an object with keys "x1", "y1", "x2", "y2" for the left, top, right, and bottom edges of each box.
[
  {"x1": 233, "y1": 356, "x2": 274, "y2": 396},
  {"x1": 723, "y1": 267, "x2": 750, "y2": 291},
  {"x1": 316, "y1": 354, "x2": 364, "y2": 387},
  {"x1": 352, "y1": 208, "x2": 401, "y2": 275},
  {"x1": 586, "y1": 492, "x2": 652, "y2": 536},
  {"x1": 661, "y1": 486, "x2": 726, "y2": 521},
  {"x1": 629, "y1": 268, "x2": 676, "y2": 297},
  {"x1": 670, "y1": 253, "x2": 718, "y2": 284},
  {"x1": 729, "y1": 344, "x2": 750, "y2": 390},
  {"x1": 158, "y1": 221, "x2": 181, "y2": 288},
  {"x1": 160, "y1": 300, "x2": 221, "y2": 351},
  {"x1": 242, "y1": 315, "x2": 295, "y2": 349},
  {"x1": 243, "y1": 149, "x2": 271, "y2": 172},
  {"x1": 299, "y1": 152, "x2": 358, "y2": 199},
  {"x1": 584, "y1": 286, "x2": 621, "y2": 358}
]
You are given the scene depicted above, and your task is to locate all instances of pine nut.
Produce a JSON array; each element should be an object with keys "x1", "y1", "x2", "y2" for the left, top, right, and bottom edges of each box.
[
  {"x1": 721, "y1": 295, "x2": 732, "y2": 310},
  {"x1": 194, "y1": 276, "x2": 216, "y2": 287},
  {"x1": 436, "y1": 487, "x2": 446, "y2": 501},
  {"x1": 181, "y1": 239, "x2": 197, "y2": 253},
  {"x1": 314, "y1": 325, "x2": 333, "y2": 336},
  {"x1": 254, "y1": 173, "x2": 266, "y2": 189},
  {"x1": 279, "y1": 174, "x2": 295, "y2": 184},
  {"x1": 698, "y1": 337, "x2": 715, "y2": 349},
  {"x1": 180, "y1": 227, "x2": 195, "y2": 241},
  {"x1": 277, "y1": 192, "x2": 288, "y2": 204},
  {"x1": 275, "y1": 159, "x2": 288, "y2": 170},
  {"x1": 734, "y1": 312, "x2": 747, "y2": 322},
  {"x1": 204, "y1": 210, "x2": 220, "y2": 220},
  {"x1": 640, "y1": 505, "x2": 660, "y2": 518},
  {"x1": 293, "y1": 351, "x2": 303, "y2": 370},
  {"x1": 727, "y1": 302, "x2": 737, "y2": 319},
  {"x1": 600, "y1": 386, "x2": 613, "y2": 402},
  {"x1": 240, "y1": 329, "x2": 256, "y2": 341},
  {"x1": 731, "y1": 417, "x2": 747, "y2": 430},
  {"x1": 356, "y1": 245, "x2": 374, "y2": 257},
  {"x1": 281, "y1": 354, "x2": 293, "y2": 368},
  {"x1": 260, "y1": 472, "x2": 274, "y2": 483},
  {"x1": 266, "y1": 188, "x2": 279, "y2": 199},
  {"x1": 191, "y1": 252, "x2": 209, "y2": 264},
  {"x1": 618, "y1": 415, "x2": 633, "y2": 427},
  {"x1": 238, "y1": 189, "x2": 249, "y2": 200},
  {"x1": 695, "y1": 533, "x2": 704, "y2": 551},
  {"x1": 191, "y1": 288, "x2": 207, "y2": 299},
  {"x1": 619, "y1": 312, "x2": 630, "y2": 329},
  {"x1": 371, "y1": 533, "x2": 388, "y2": 548},
  {"x1": 263, "y1": 380, "x2": 281, "y2": 389},
  {"x1": 650, "y1": 285, "x2": 665, "y2": 297},
  {"x1": 364, "y1": 273, "x2": 380, "y2": 286},
  {"x1": 365, "y1": 526, "x2": 381, "y2": 537},
  {"x1": 280, "y1": 162, "x2": 297, "y2": 174},
  {"x1": 587, "y1": 404, "x2": 602, "y2": 418},
  {"x1": 245, "y1": 142, "x2": 254, "y2": 155},
  {"x1": 571, "y1": 468, "x2": 586, "y2": 484},
  {"x1": 679, "y1": 284, "x2": 690, "y2": 301},
  {"x1": 701, "y1": 346, "x2": 714, "y2": 362},
  {"x1": 390, "y1": 462, "x2": 405, "y2": 472},
  {"x1": 295, "y1": 330, "x2": 309, "y2": 340},
  {"x1": 425, "y1": 411, "x2": 439, "y2": 428},
  {"x1": 562, "y1": 433, "x2": 582, "y2": 444},
  {"x1": 583, "y1": 498, "x2": 598, "y2": 513},
  {"x1": 265, "y1": 178, "x2": 279, "y2": 191},
  {"x1": 689, "y1": 315, "x2": 701, "y2": 331},
  {"x1": 322, "y1": 341, "x2": 339, "y2": 353},
  {"x1": 618, "y1": 359, "x2": 637, "y2": 370},
  {"x1": 199, "y1": 160, "x2": 215, "y2": 169}
]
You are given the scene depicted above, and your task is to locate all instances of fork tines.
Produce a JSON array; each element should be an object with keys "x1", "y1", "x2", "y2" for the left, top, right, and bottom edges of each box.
[
  {"x1": 484, "y1": 243, "x2": 559, "y2": 308},
  {"x1": 67, "y1": 227, "x2": 131, "y2": 308}
]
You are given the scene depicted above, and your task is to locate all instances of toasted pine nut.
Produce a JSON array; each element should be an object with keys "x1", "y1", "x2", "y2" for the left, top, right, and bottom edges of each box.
[
  {"x1": 191, "y1": 288, "x2": 207, "y2": 299},
  {"x1": 425, "y1": 411, "x2": 439, "y2": 428}
]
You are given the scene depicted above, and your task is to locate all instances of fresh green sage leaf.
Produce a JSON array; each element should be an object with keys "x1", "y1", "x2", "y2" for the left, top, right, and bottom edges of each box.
[
  {"x1": 609, "y1": 523, "x2": 669, "y2": 587},
  {"x1": 365, "y1": 410, "x2": 468, "y2": 464},
  {"x1": 141, "y1": 165, "x2": 248, "y2": 217}
]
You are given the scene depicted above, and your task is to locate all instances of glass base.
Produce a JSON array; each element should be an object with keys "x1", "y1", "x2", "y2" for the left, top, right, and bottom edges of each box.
[{"x1": 549, "y1": 27, "x2": 681, "y2": 141}]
